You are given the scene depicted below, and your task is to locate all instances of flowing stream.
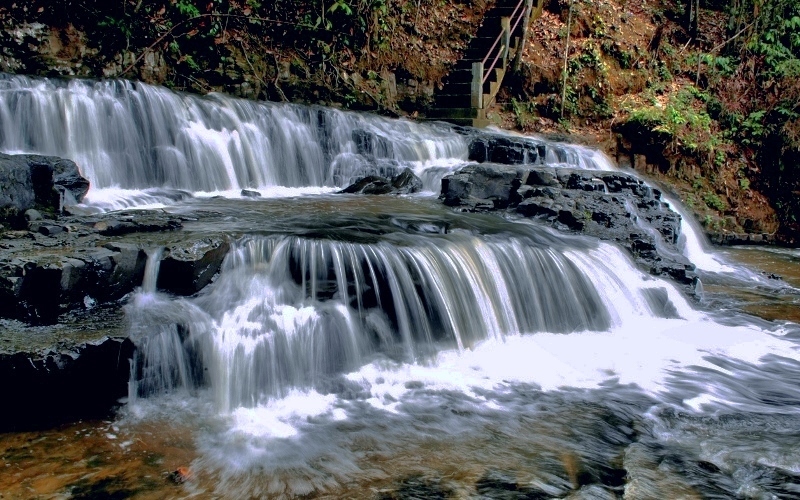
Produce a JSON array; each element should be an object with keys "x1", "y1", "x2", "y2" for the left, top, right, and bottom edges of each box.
[{"x1": 2, "y1": 74, "x2": 800, "y2": 499}]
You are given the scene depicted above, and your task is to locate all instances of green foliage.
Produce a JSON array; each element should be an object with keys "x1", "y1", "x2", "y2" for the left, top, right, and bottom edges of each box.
[
  {"x1": 740, "y1": 110, "x2": 766, "y2": 146},
  {"x1": 739, "y1": 177, "x2": 751, "y2": 191},
  {"x1": 183, "y1": 54, "x2": 201, "y2": 71},
  {"x1": 725, "y1": 0, "x2": 800, "y2": 146},
  {"x1": 510, "y1": 98, "x2": 537, "y2": 129},
  {"x1": 625, "y1": 85, "x2": 724, "y2": 156},
  {"x1": 328, "y1": 0, "x2": 353, "y2": 15},
  {"x1": 176, "y1": 0, "x2": 201, "y2": 18},
  {"x1": 561, "y1": 40, "x2": 612, "y2": 119},
  {"x1": 703, "y1": 191, "x2": 727, "y2": 212},
  {"x1": 98, "y1": 15, "x2": 132, "y2": 39}
]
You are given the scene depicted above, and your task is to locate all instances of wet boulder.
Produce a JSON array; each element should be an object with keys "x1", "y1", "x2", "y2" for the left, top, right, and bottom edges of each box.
[
  {"x1": 52, "y1": 156, "x2": 90, "y2": 203},
  {"x1": 0, "y1": 154, "x2": 90, "y2": 227},
  {"x1": 441, "y1": 163, "x2": 524, "y2": 209},
  {"x1": 241, "y1": 189, "x2": 261, "y2": 198},
  {"x1": 390, "y1": 168, "x2": 424, "y2": 194},
  {"x1": 468, "y1": 134, "x2": 545, "y2": 165},
  {"x1": 157, "y1": 237, "x2": 230, "y2": 295},
  {"x1": 339, "y1": 175, "x2": 394, "y2": 195},
  {"x1": 339, "y1": 168, "x2": 423, "y2": 195}
]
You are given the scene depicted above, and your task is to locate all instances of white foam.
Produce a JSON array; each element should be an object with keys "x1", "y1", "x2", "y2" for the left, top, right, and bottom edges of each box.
[
  {"x1": 345, "y1": 319, "x2": 800, "y2": 412},
  {"x1": 229, "y1": 390, "x2": 340, "y2": 439}
]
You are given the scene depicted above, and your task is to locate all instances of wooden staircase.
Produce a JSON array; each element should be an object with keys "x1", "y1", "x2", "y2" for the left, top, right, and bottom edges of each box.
[{"x1": 427, "y1": 0, "x2": 543, "y2": 127}]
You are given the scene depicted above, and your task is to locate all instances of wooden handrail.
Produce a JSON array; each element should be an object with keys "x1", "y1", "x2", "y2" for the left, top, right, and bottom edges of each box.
[{"x1": 481, "y1": 0, "x2": 528, "y2": 85}]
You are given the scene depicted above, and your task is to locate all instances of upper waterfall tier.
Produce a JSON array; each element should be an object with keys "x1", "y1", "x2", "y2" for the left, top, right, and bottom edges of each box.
[{"x1": 0, "y1": 74, "x2": 468, "y2": 191}]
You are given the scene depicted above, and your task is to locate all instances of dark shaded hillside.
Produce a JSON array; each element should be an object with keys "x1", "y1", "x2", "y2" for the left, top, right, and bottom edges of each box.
[{"x1": 0, "y1": 0, "x2": 488, "y2": 113}]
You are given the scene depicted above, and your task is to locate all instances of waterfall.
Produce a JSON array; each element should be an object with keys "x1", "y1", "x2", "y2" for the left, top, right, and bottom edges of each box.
[
  {"x1": 127, "y1": 248, "x2": 205, "y2": 401},
  {"x1": 128, "y1": 231, "x2": 695, "y2": 412},
  {"x1": 141, "y1": 247, "x2": 163, "y2": 294},
  {"x1": 0, "y1": 73, "x2": 467, "y2": 194},
  {"x1": 7, "y1": 74, "x2": 800, "y2": 500}
]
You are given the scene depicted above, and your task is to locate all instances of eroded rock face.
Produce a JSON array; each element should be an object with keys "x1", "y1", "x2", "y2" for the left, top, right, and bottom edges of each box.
[
  {"x1": 0, "y1": 154, "x2": 90, "y2": 227},
  {"x1": 0, "y1": 207, "x2": 228, "y2": 428},
  {"x1": 0, "y1": 241, "x2": 149, "y2": 324},
  {"x1": 0, "y1": 208, "x2": 230, "y2": 324},
  {"x1": 442, "y1": 163, "x2": 697, "y2": 285},
  {"x1": 468, "y1": 135, "x2": 546, "y2": 165}
]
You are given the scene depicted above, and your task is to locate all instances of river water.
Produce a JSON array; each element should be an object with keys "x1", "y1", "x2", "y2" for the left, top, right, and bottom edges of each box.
[{"x1": 1, "y1": 74, "x2": 800, "y2": 499}]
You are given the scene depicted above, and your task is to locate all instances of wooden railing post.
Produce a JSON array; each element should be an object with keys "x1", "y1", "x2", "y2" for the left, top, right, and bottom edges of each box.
[
  {"x1": 513, "y1": 0, "x2": 533, "y2": 72},
  {"x1": 501, "y1": 17, "x2": 511, "y2": 62},
  {"x1": 471, "y1": 61, "x2": 484, "y2": 109}
]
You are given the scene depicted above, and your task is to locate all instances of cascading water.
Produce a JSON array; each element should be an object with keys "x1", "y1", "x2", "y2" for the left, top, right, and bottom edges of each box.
[
  {"x1": 0, "y1": 73, "x2": 466, "y2": 197},
  {"x1": 4, "y1": 74, "x2": 800, "y2": 499},
  {"x1": 130, "y1": 230, "x2": 698, "y2": 412}
]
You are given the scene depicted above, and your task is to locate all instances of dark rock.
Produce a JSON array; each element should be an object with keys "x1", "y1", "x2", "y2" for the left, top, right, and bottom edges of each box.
[
  {"x1": 0, "y1": 155, "x2": 41, "y2": 227},
  {"x1": 101, "y1": 242, "x2": 149, "y2": 300},
  {"x1": 706, "y1": 231, "x2": 777, "y2": 246},
  {"x1": 0, "y1": 241, "x2": 148, "y2": 324},
  {"x1": 37, "y1": 224, "x2": 64, "y2": 236},
  {"x1": 526, "y1": 169, "x2": 560, "y2": 187},
  {"x1": 52, "y1": 156, "x2": 90, "y2": 203},
  {"x1": 241, "y1": 189, "x2": 261, "y2": 198},
  {"x1": 339, "y1": 168, "x2": 423, "y2": 195},
  {"x1": 24, "y1": 208, "x2": 43, "y2": 222},
  {"x1": 441, "y1": 163, "x2": 523, "y2": 209},
  {"x1": 468, "y1": 135, "x2": 544, "y2": 165},
  {"x1": 0, "y1": 209, "x2": 200, "y2": 324},
  {"x1": 0, "y1": 332, "x2": 134, "y2": 431},
  {"x1": 390, "y1": 168, "x2": 423, "y2": 194},
  {"x1": 0, "y1": 154, "x2": 90, "y2": 227},
  {"x1": 441, "y1": 164, "x2": 698, "y2": 286},
  {"x1": 157, "y1": 237, "x2": 230, "y2": 295},
  {"x1": 340, "y1": 175, "x2": 393, "y2": 195}
]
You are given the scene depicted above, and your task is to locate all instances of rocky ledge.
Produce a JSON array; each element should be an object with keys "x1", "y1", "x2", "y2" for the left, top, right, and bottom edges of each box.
[
  {"x1": 0, "y1": 313, "x2": 134, "y2": 431},
  {"x1": 0, "y1": 153, "x2": 236, "y2": 429},
  {"x1": 441, "y1": 163, "x2": 697, "y2": 285}
]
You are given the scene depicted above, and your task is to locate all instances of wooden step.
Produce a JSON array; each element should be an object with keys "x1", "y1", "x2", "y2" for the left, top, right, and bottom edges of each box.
[
  {"x1": 434, "y1": 94, "x2": 473, "y2": 108},
  {"x1": 426, "y1": 107, "x2": 482, "y2": 119},
  {"x1": 439, "y1": 82, "x2": 473, "y2": 94},
  {"x1": 442, "y1": 68, "x2": 474, "y2": 84},
  {"x1": 428, "y1": 0, "x2": 527, "y2": 129}
]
